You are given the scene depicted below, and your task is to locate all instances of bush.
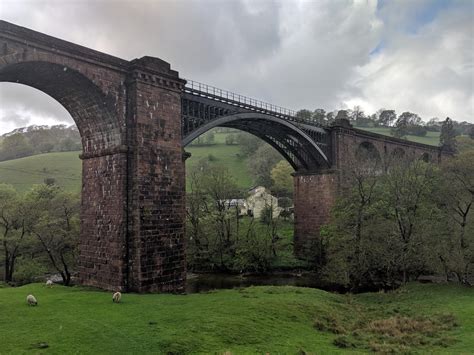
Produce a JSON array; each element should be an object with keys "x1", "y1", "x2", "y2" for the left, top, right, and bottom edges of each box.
[{"x1": 13, "y1": 257, "x2": 47, "y2": 285}]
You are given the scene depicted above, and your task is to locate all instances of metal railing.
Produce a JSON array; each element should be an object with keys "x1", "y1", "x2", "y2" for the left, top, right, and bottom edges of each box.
[{"x1": 184, "y1": 79, "x2": 298, "y2": 118}]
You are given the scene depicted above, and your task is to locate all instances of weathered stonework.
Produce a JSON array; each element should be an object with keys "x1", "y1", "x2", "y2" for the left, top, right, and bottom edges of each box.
[
  {"x1": 0, "y1": 21, "x2": 185, "y2": 292},
  {"x1": 293, "y1": 171, "x2": 337, "y2": 258}
]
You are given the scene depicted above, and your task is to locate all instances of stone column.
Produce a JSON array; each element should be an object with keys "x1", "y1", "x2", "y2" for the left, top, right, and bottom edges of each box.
[
  {"x1": 293, "y1": 171, "x2": 338, "y2": 259},
  {"x1": 126, "y1": 57, "x2": 187, "y2": 293},
  {"x1": 78, "y1": 149, "x2": 129, "y2": 291}
]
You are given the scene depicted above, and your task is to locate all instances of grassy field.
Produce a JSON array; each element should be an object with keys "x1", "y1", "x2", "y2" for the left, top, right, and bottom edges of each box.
[
  {"x1": 0, "y1": 132, "x2": 254, "y2": 193},
  {"x1": 0, "y1": 151, "x2": 82, "y2": 193},
  {"x1": 0, "y1": 283, "x2": 472, "y2": 353},
  {"x1": 358, "y1": 126, "x2": 440, "y2": 146}
]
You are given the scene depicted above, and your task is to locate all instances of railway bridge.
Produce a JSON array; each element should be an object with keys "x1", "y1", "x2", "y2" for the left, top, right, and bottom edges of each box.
[{"x1": 0, "y1": 21, "x2": 440, "y2": 292}]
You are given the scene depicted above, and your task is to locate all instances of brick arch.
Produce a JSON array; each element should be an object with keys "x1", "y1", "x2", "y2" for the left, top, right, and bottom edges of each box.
[
  {"x1": 355, "y1": 141, "x2": 382, "y2": 162},
  {"x1": 421, "y1": 152, "x2": 432, "y2": 162},
  {"x1": 0, "y1": 61, "x2": 121, "y2": 154},
  {"x1": 391, "y1": 147, "x2": 406, "y2": 158}
]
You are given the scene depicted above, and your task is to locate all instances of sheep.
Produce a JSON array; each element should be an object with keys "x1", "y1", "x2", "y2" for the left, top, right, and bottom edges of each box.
[
  {"x1": 27, "y1": 294, "x2": 38, "y2": 306},
  {"x1": 46, "y1": 280, "x2": 53, "y2": 288},
  {"x1": 112, "y1": 291, "x2": 121, "y2": 303}
]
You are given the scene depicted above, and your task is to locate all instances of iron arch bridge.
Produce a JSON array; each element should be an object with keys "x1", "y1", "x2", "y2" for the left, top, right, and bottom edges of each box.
[{"x1": 181, "y1": 80, "x2": 330, "y2": 172}]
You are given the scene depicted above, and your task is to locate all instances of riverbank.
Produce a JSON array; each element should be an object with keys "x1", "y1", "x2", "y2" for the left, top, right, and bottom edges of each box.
[{"x1": 0, "y1": 283, "x2": 472, "y2": 353}]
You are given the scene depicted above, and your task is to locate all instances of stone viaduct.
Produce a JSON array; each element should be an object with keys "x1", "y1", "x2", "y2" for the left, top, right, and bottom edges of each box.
[{"x1": 0, "y1": 21, "x2": 441, "y2": 292}]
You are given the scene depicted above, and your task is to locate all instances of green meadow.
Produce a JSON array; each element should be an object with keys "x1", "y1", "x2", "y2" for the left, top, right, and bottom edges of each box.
[
  {"x1": 0, "y1": 132, "x2": 253, "y2": 193},
  {"x1": 0, "y1": 283, "x2": 472, "y2": 354}
]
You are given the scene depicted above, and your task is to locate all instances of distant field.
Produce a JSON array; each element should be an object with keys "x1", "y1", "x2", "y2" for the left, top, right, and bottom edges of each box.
[
  {"x1": 0, "y1": 151, "x2": 82, "y2": 193},
  {"x1": 358, "y1": 127, "x2": 440, "y2": 146},
  {"x1": 0, "y1": 132, "x2": 254, "y2": 193}
]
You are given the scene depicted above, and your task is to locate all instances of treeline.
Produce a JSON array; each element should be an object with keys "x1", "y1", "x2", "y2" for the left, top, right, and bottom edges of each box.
[
  {"x1": 296, "y1": 107, "x2": 474, "y2": 138},
  {"x1": 316, "y1": 149, "x2": 474, "y2": 291},
  {"x1": 0, "y1": 183, "x2": 79, "y2": 285},
  {"x1": 0, "y1": 125, "x2": 81, "y2": 162}
]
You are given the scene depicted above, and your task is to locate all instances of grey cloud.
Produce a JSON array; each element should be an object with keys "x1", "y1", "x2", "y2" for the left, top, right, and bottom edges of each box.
[{"x1": 0, "y1": 0, "x2": 472, "y2": 135}]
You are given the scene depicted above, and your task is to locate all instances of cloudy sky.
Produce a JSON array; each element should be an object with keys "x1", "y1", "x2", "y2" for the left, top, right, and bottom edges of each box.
[{"x1": 0, "y1": 0, "x2": 473, "y2": 134}]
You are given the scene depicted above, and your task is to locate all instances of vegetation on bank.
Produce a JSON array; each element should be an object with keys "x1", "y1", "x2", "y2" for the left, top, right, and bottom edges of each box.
[{"x1": 0, "y1": 282, "x2": 472, "y2": 354}]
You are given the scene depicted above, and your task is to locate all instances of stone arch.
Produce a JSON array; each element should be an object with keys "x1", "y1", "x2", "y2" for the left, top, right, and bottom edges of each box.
[
  {"x1": 355, "y1": 141, "x2": 381, "y2": 162},
  {"x1": 391, "y1": 147, "x2": 406, "y2": 159},
  {"x1": 0, "y1": 61, "x2": 122, "y2": 154},
  {"x1": 421, "y1": 152, "x2": 431, "y2": 162},
  {"x1": 182, "y1": 112, "x2": 329, "y2": 172},
  {"x1": 0, "y1": 59, "x2": 129, "y2": 291}
]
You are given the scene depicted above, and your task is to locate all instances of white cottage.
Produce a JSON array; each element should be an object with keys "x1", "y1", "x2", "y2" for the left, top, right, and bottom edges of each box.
[{"x1": 246, "y1": 186, "x2": 282, "y2": 218}]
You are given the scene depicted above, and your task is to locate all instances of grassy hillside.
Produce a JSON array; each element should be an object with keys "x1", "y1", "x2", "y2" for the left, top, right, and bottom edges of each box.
[
  {"x1": 0, "y1": 151, "x2": 82, "y2": 193},
  {"x1": 0, "y1": 129, "x2": 445, "y2": 193},
  {"x1": 0, "y1": 132, "x2": 253, "y2": 192},
  {"x1": 359, "y1": 126, "x2": 440, "y2": 146},
  {"x1": 0, "y1": 283, "x2": 472, "y2": 353}
]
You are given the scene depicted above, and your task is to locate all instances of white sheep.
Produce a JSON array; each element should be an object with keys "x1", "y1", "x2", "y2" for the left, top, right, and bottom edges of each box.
[
  {"x1": 112, "y1": 291, "x2": 121, "y2": 303},
  {"x1": 46, "y1": 280, "x2": 53, "y2": 287},
  {"x1": 27, "y1": 294, "x2": 38, "y2": 306}
]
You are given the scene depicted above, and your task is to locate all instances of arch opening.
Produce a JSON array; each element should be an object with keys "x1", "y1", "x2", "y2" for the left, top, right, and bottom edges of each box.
[
  {"x1": 0, "y1": 61, "x2": 121, "y2": 154},
  {"x1": 183, "y1": 112, "x2": 329, "y2": 172}
]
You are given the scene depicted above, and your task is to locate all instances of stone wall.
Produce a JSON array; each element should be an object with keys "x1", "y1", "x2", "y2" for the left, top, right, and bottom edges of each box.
[{"x1": 293, "y1": 171, "x2": 338, "y2": 258}]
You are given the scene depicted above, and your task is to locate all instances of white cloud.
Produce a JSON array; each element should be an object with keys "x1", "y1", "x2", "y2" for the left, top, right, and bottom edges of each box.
[
  {"x1": 345, "y1": 5, "x2": 474, "y2": 121},
  {"x1": 0, "y1": 0, "x2": 472, "y2": 135}
]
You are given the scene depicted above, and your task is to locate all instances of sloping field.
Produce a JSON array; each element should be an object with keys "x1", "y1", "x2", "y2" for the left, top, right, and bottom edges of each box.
[{"x1": 0, "y1": 142, "x2": 253, "y2": 193}]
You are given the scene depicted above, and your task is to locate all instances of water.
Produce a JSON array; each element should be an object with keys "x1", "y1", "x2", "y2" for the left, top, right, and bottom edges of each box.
[{"x1": 185, "y1": 272, "x2": 340, "y2": 293}]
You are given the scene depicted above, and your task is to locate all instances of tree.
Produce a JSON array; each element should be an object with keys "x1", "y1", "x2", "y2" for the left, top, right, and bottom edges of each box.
[
  {"x1": 384, "y1": 160, "x2": 438, "y2": 284},
  {"x1": 270, "y1": 160, "x2": 294, "y2": 196},
  {"x1": 469, "y1": 126, "x2": 474, "y2": 140},
  {"x1": 378, "y1": 110, "x2": 396, "y2": 127},
  {"x1": 439, "y1": 152, "x2": 474, "y2": 284},
  {"x1": 26, "y1": 185, "x2": 80, "y2": 286},
  {"x1": 248, "y1": 144, "x2": 283, "y2": 187},
  {"x1": 440, "y1": 117, "x2": 457, "y2": 154},
  {"x1": 313, "y1": 109, "x2": 326, "y2": 125},
  {"x1": 296, "y1": 109, "x2": 312, "y2": 122},
  {"x1": 225, "y1": 134, "x2": 236, "y2": 145},
  {"x1": 236, "y1": 132, "x2": 263, "y2": 157},
  {"x1": 0, "y1": 133, "x2": 34, "y2": 161},
  {"x1": 392, "y1": 112, "x2": 422, "y2": 138},
  {"x1": 0, "y1": 184, "x2": 29, "y2": 283}
]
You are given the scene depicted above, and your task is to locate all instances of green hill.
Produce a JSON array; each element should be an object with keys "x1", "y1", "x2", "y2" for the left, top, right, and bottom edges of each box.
[
  {"x1": 0, "y1": 132, "x2": 253, "y2": 193},
  {"x1": 0, "y1": 129, "x2": 442, "y2": 193},
  {"x1": 359, "y1": 127, "x2": 440, "y2": 146}
]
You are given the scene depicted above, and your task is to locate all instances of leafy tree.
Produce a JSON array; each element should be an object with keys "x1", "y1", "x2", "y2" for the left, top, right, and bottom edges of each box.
[
  {"x1": 270, "y1": 160, "x2": 294, "y2": 196},
  {"x1": 439, "y1": 152, "x2": 474, "y2": 284},
  {"x1": 0, "y1": 184, "x2": 29, "y2": 283},
  {"x1": 392, "y1": 112, "x2": 422, "y2": 138},
  {"x1": 296, "y1": 109, "x2": 312, "y2": 121},
  {"x1": 384, "y1": 160, "x2": 439, "y2": 284},
  {"x1": 248, "y1": 144, "x2": 283, "y2": 187},
  {"x1": 236, "y1": 132, "x2": 263, "y2": 157},
  {"x1": 469, "y1": 126, "x2": 474, "y2": 139},
  {"x1": 378, "y1": 110, "x2": 397, "y2": 127},
  {"x1": 26, "y1": 185, "x2": 80, "y2": 286},
  {"x1": 313, "y1": 109, "x2": 326, "y2": 125},
  {"x1": 225, "y1": 134, "x2": 236, "y2": 145},
  {"x1": 0, "y1": 133, "x2": 34, "y2": 161},
  {"x1": 440, "y1": 117, "x2": 457, "y2": 154}
]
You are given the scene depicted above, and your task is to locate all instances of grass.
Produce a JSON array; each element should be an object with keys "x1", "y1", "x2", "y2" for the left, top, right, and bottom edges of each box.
[
  {"x1": 0, "y1": 133, "x2": 254, "y2": 193},
  {"x1": 358, "y1": 126, "x2": 440, "y2": 146},
  {"x1": 0, "y1": 151, "x2": 82, "y2": 193},
  {"x1": 0, "y1": 283, "x2": 472, "y2": 354}
]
